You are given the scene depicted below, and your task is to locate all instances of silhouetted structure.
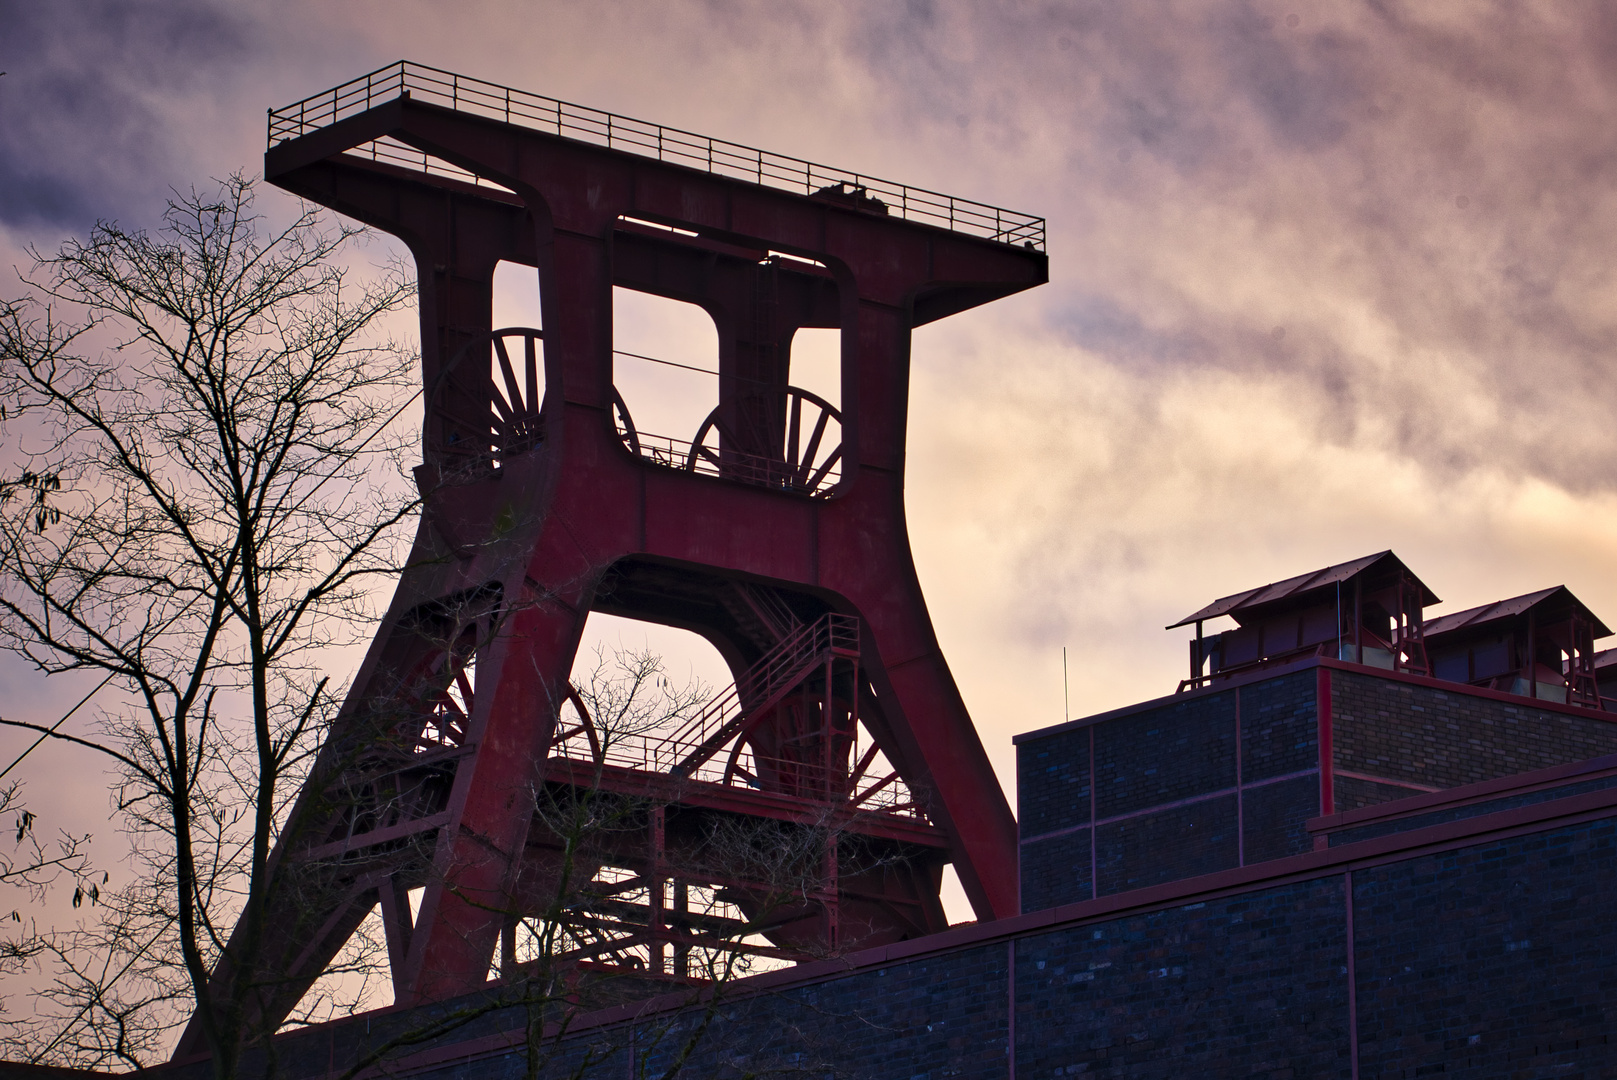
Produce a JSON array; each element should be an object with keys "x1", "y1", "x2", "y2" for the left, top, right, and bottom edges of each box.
[
  {"x1": 18, "y1": 69, "x2": 1616, "y2": 1080},
  {"x1": 1169, "y1": 550, "x2": 1438, "y2": 689},
  {"x1": 1425, "y1": 586, "x2": 1608, "y2": 706},
  {"x1": 175, "y1": 62, "x2": 1047, "y2": 1054}
]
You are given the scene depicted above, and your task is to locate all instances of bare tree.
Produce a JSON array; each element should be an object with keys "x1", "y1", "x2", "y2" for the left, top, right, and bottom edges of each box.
[
  {"x1": 0, "y1": 175, "x2": 419, "y2": 1075},
  {"x1": 0, "y1": 177, "x2": 891, "y2": 1080},
  {"x1": 0, "y1": 783, "x2": 93, "y2": 912},
  {"x1": 0, "y1": 779, "x2": 97, "y2": 1020}
]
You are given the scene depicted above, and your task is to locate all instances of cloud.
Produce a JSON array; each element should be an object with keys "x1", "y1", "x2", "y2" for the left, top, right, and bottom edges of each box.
[
  {"x1": 858, "y1": 2, "x2": 1617, "y2": 497},
  {"x1": 9, "y1": 0, "x2": 1617, "y2": 941},
  {"x1": 0, "y1": 0, "x2": 257, "y2": 229}
]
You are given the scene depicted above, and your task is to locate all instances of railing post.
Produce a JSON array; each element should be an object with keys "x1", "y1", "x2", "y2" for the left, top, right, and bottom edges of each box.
[{"x1": 267, "y1": 66, "x2": 1042, "y2": 252}]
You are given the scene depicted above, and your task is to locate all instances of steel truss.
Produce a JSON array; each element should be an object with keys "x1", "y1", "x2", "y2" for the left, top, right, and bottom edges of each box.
[{"x1": 175, "y1": 68, "x2": 1046, "y2": 1055}]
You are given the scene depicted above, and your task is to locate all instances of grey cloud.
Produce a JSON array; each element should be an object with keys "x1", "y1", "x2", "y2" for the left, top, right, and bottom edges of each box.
[
  {"x1": 0, "y1": 0, "x2": 252, "y2": 228},
  {"x1": 872, "y1": 3, "x2": 1617, "y2": 493},
  {"x1": 1217, "y1": 6, "x2": 1367, "y2": 152}
]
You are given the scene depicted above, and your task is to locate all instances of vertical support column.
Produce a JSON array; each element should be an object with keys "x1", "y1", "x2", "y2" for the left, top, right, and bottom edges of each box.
[
  {"x1": 823, "y1": 652, "x2": 836, "y2": 798},
  {"x1": 847, "y1": 653, "x2": 860, "y2": 767},
  {"x1": 500, "y1": 917, "x2": 518, "y2": 979},
  {"x1": 648, "y1": 805, "x2": 666, "y2": 976},
  {"x1": 1318, "y1": 667, "x2": 1335, "y2": 817},
  {"x1": 672, "y1": 881, "x2": 690, "y2": 979},
  {"x1": 820, "y1": 648, "x2": 840, "y2": 951},
  {"x1": 546, "y1": 231, "x2": 612, "y2": 410},
  {"x1": 377, "y1": 876, "x2": 415, "y2": 991},
  {"x1": 821, "y1": 828, "x2": 840, "y2": 954},
  {"x1": 1235, "y1": 688, "x2": 1244, "y2": 868},
  {"x1": 402, "y1": 601, "x2": 586, "y2": 1003}
]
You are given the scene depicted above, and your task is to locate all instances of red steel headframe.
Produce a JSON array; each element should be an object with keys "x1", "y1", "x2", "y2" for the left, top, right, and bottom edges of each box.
[{"x1": 177, "y1": 65, "x2": 1046, "y2": 1053}]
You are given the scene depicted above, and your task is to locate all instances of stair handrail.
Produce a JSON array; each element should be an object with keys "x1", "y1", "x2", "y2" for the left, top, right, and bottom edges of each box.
[
  {"x1": 666, "y1": 614, "x2": 858, "y2": 777},
  {"x1": 667, "y1": 613, "x2": 847, "y2": 748}
]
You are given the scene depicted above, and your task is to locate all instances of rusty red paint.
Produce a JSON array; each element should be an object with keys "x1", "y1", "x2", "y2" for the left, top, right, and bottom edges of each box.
[{"x1": 177, "y1": 69, "x2": 1046, "y2": 1053}]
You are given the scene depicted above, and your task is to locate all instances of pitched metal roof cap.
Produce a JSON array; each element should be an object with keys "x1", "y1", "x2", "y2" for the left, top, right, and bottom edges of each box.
[
  {"x1": 1166, "y1": 550, "x2": 1439, "y2": 630},
  {"x1": 1423, "y1": 585, "x2": 1612, "y2": 641}
]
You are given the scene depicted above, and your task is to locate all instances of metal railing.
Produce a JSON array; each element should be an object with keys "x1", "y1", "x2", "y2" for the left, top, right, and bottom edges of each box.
[
  {"x1": 268, "y1": 61, "x2": 1046, "y2": 251},
  {"x1": 550, "y1": 614, "x2": 918, "y2": 817},
  {"x1": 621, "y1": 426, "x2": 842, "y2": 497}
]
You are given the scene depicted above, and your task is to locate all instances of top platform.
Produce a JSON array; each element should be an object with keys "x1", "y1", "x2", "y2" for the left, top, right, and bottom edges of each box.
[{"x1": 268, "y1": 61, "x2": 1047, "y2": 251}]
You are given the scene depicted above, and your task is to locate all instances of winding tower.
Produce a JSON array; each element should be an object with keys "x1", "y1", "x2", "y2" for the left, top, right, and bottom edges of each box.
[{"x1": 181, "y1": 63, "x2": 1046, "y2": 1051}]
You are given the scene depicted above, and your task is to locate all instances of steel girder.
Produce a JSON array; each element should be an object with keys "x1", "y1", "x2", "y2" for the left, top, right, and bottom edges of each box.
[{"x1": 175, "y1": 91, "x2": 1045, "y2": 1055}]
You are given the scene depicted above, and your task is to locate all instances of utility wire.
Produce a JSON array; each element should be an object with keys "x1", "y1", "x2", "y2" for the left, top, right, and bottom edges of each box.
[
  {"x1": 0, "y1": 673, "x2": 115, "y2": 783},
  {"x1": 613, "y1": 348, "x2": 795, "y2": 388}
]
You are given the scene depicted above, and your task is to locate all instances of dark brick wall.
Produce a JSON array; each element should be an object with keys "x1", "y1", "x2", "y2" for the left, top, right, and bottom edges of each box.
[
  {"x1": 1018, "y1": 726, "x2": 1091, "y2": 838},
  {"x1": 1093, "y1": 693, "x2": 1235, "y2": 818},
  {"x1": 1013, "y1": 876, "x2": 1353, "y2": 1078},
  {"x1": 404, "y1": 947, "x2": 1011, "y2": 1080},
  {"x1": 1020, "y1": 677, "x2": 1316, "y2": 910},
  {"x1": 637, "y1": 807, "x2": 1617, "y2": 1078},
  {"x1": 1020, "y1": 677, "x2": 1318, "y2": 910},
  {"x1": 1328, "y1": 770, "x2": 1617, "y2": 847},
  {"x1": 1094, "y1": 795, "x2": 1238, "y2": 894},
  {"x1": 636, "y1": 945, "x2": 1010, "y2": 1080},
  {"x1": 1352, "y1": 817, "x2": 1617, "y2": 1075},
  {"x1": 1330, "y1": 669, "x2": 1617, "y2": 795},
  {"x1": 1023, "y1": 666, "x2": 1617, "y2": 912},
  {"x1": 1242, "y1": 774, "x2": 1320, "y2": 863},
  {"x1": 1332, "y1": 773, "x2": 1428, "y2": 812},
  {"x1": 1020, "y1": 828, "x2": 1092, "y2": 912},
  {"x1": 1239, "y1": 670, "x2": 1318, "y2": 780}
]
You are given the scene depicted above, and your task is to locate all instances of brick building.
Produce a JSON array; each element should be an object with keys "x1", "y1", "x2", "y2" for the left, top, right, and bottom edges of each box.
[{"x1": 13, "y1": 552, "x2": 1617, "y2": 1078}]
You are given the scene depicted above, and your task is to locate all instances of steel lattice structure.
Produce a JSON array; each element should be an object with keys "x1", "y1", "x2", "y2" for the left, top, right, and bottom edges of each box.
[{"x1": 176, "y1": 63, "x2": 1047, "y2": 1052}]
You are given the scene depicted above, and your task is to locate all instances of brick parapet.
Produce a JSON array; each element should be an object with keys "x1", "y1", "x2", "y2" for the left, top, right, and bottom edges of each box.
[
  {"x1": 139, "y1": 770, "x2": 1617, "y2": 1080},
  {"x1": 1018, "y1": 670, "x2": 1318, "y2": 910},
  {"x1": 1329, "y1": 666, "x2": 1617, "y2": 794},
  {"x1": 1021, "y1": 659, "x2": 1617, "y2": 910}
]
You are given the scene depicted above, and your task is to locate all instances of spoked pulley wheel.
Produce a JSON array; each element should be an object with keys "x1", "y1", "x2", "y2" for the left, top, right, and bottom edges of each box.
[
  {"x1": 426, "y1": 327, "x2": 546, "y2": 470},
  {"x1": 686, "y1": 386, "x2": 842, "y2": 494}
]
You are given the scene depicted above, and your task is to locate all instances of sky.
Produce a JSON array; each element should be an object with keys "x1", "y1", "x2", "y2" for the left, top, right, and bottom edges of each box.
[{"x1": 6, "y1": 0, "x2": 1617, "y2": 941}]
